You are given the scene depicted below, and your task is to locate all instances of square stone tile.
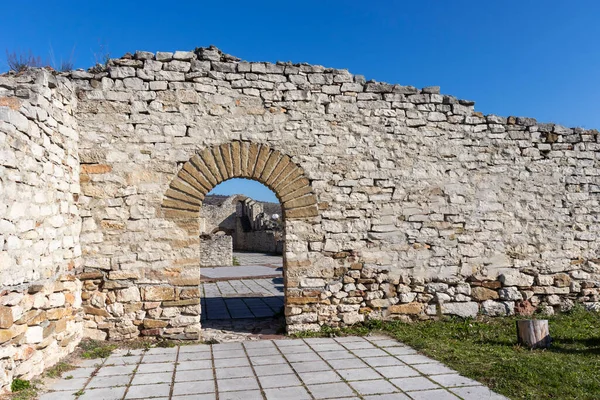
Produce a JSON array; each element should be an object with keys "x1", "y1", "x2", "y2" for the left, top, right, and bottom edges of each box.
[
  {"x1": 375, "y1": 365, "x2": 420, "y2": 379},
  {"x1": 179, "y1": 352, "x2": 211, "y2": 361},
  {"x1": 291, "y1": 360, "x2": 332, "y2": 373},
  {"x1": 219, "y1": 390, "x2": 263, "y2": 400},
  {"x1": 317, "y1": 350, "x2": 356, "y2": 360},
  {"x1": 246, "y1": 346, "x2": 280, "y2": 356},
  {"x1": 38, "y1": 392, "x2": 77, "y2": 400},
  {"x1": 105, "y1": 355, "x2": 142, "y2": 365},
  {"x1": 79, "y1": 387, "x2": 127, "y2": 400},
  {"x1": 96, "y1": 364, "x2": 137, "y2": 376},
  {"x1": 326, "y1": 357, "x2": 368, "y2": 370},
  {"x1": 143, "y1": 353, "x2": 177, "y2": 363},
  {"x1": 113, "y1": 348, "x2": 145, "y2": 357},
  {"x1": 412, "y1": 363, "x2": 456, "y2": 376},
  {"x1": 277, "y1": 345, "x2": 313, "y2": 354},
  {"x1": 285, "y1": 351, "x2": 321, "y2": 363},
  {"x1": 310, "y1": 343, "x2": 345, "y2": 352},
  {"x1": 385, "y1": 347, "x2": 418, "y2": 356},
  {"x1": 46, "y1": 377, "x2": 88, "y2": 391},
  {"x1": 214, "y1": 342, "x2": 244, "y2": 350},
  {"x1": 176, "y1": 368, "x2": 214, "y2": 382},
  {"x1": 212, "y1": 349, "x2": 246, "y2": 359},
  {"x1": 177, "y1": 360, "x2": 213, "y2": 370},
  {"x1": 218, "y1": 376, "x2": 259, "y2": 392},
  {"x1": 367, "y1": 338, "x2": 403, "y2": 348},
  {"x1": 303, "y1": 338, "x2": 335, "y2": 345},
  {"x1": 254, "y1": 363, "x2": 294, "y2": 376},
  {"x1": 179, "y1": 344, "x2": 211, "y2": 353},
  {"x1": 396, "y1": 354, "x2": 436, "y2": 365},
  {"x1": 259, "y1": 373, "x2": 302, "y2": 388},
  {"x1": 429, "y1": 373, "x2": 482, "y2": 388},
  {"x1": 334, "y1": 336, "x2": 367, "y2": 343},
  {"x1": 363, "y1": 394, "x2": 411, "y2": 400},
  {"x1": 408, "y1": 389, "x2": 460, "y2": 399},
  {"x1": 214, "y1": 357, "x2": 250, "y2": 368},
  {"x1": 132, "y1": 371, "x2": 173, "y2": 385},
  {"x1": 171, "y1": 394, "x2": 215, "y2": 400},
  {"x1": 87, "y1": 374, "x2": 131, "y2": 388},
  {"x1": 390, "y1": 376, "x2": 440, "y2": 392},
  {"x1": 450, "y1": 385, "x2": 510, "y2": 400},
  {"x1": 77, "y1": 359, "x2": 105, "y2": 368},
  {"x1": 341, "y1": 341, "x2": 378, "y2": 350},
  {"x1": 363, "y1": 356, "x2": 403, "y2": 367},
  {"x1": 126, "y1": 383, "x2": 171, "y2": 399},
  {"x1": 136, "y1": 362, "x2": 175, "y2": 374},
  {"x1": 273, "y1": 339, "x2": 302, "y2": 347},
  {"x1": 63, "y1": 367, "x2": 97, "y2": 380},
  {"x1": 145, "y1": 347, "x2": 178, "y2": 355},
  {"x1": 349, "y1": 379, "x2": 399, "y2": 395},
  {"x1": 308, "y1": 382, "x2": 356, "y2": 399},
  {"x1": 173, "y1": 380, "x2": 215, "y2": 395},
  {"x1": 338, "y1": 368, "x2": 381, "y2": 381},
  {"x1": 244, "y1": 340, "x2": 277, "y2": 349},
  {"x1": 352, "y1": 348, "x2": 389, "y2": 358},
  {"x1": 264, "y1": 386, "x2": 311, "y2": 400},
  {"x1": 298, "y1": 370, "x2": 342, "y2": 385},
  {"x1": 249, "y1": 355, "x2": 287, "y2": 365}
]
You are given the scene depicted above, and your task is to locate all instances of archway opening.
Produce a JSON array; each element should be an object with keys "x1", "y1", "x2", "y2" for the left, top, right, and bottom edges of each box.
[
  {"x1": 161, "y1": 141, "x2": 319, "y2": 337},
  {"x1": 199, "y1": 178, "x2": 285, "y2": 336}
]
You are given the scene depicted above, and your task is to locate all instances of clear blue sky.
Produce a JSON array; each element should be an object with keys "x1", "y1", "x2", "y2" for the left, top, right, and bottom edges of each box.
[{"x1": 3, "y1": 1, "x2": 598, "y2": 201}]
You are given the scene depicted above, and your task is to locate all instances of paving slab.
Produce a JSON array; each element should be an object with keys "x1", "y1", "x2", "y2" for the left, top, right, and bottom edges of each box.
[{"x1": 40, "y1": 336, "x2": 507, "y2": 400}]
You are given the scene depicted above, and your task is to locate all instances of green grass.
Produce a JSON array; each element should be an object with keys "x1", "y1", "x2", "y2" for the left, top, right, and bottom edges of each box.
[
  {"x1": 9, "y1": 379, "x2": 39, "y2": 400},
  {"x1": 79, "y1": 339, "x2": 118, "y2": 359},
  {"x1": 299, "y1": 306, "x2": 600, "y2": 400},
  {"x1": 45, "y1": 362, "x2": 77, "y2": 379}
]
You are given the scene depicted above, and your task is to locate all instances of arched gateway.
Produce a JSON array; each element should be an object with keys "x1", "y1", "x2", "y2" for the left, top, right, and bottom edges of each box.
[{"x1": 160, "y1": 141, "x2": 319, "y2": 335}]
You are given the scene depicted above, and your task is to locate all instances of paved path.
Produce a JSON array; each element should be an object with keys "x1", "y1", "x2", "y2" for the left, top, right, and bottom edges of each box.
[
  {"x1": 39, "y1": 336, "x2": 507, "y2": 400},
  {"x1": 201, "y1": 278, "x2": 283, "y2": 321},
  {"x1": 233, "y1": 252, "x2": 283, "y2": 267}
]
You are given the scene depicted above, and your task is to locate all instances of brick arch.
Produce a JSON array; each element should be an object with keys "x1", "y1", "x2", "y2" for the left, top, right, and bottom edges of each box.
[{"x1": 161, "y1": 141, "x2": 318, "y2": 219}]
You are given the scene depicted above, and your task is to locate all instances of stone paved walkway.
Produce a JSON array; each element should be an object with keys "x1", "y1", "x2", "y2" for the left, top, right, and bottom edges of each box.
[
  {"x1": 39, "y1": 336, "x2": 507, "y2": 400},
  {"x1": 201, "y1": 278, "x2": 284, "y2": 321}
]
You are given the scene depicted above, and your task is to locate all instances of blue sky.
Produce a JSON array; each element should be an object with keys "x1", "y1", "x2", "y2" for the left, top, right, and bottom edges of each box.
[{"x1": 3, "y1": 1, "x2": 598, "y2": 202}]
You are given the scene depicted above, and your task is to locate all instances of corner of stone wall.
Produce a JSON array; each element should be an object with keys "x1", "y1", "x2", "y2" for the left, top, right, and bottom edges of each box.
[{"x1": 0, "y1": 69, "x2": 83, "y2": 393}]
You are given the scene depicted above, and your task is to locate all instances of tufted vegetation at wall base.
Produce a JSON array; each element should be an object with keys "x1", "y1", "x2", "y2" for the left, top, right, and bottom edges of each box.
[{"x1": 1, "y1": 45, "x2": 600, "y2": 392}]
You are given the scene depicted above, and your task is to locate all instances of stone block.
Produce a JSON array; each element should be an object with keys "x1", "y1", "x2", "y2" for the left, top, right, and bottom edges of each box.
[
  {"x1": 471, "y1": 287, "x2": 498, "y2": 301},
  {"x1": 142, "y1": 286, "x2": 175, "y2": 301},
  {"x1": 388, "y1": 302, "x2": 424, "y2": 315},
  {"x1": 0, "y1": 306, "x2": 13, "y2": 329}
]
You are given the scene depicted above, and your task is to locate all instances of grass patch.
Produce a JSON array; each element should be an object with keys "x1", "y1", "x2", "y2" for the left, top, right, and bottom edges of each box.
[
  {"x1": 45, "y1": 362, "x2": 77, "y2": 379},
  {"x1": 300, "y1": 306, "x2": 600, "y2": 399},
  {"x1": 9, "y1": 379, "x2": 40, "y2": 400},
  {"x1": 232, "y1": 256, "x2": 240, "y2": 266},
  {"x1": 79, "y1": 339, "x2": 118, "y2": 359}
]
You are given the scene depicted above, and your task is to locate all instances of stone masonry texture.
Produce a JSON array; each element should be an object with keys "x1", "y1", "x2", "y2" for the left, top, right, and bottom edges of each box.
[{"x1": 1, "y1": 45, "x2": 600, "y2": 391}]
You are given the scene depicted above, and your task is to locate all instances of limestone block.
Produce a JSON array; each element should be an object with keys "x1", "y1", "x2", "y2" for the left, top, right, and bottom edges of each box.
[
  {"x1": 471, "y1": 287, "x2": 499, "y2": 301},
  {"x1": 142, "y1": 286, "x2": 176, "y2": 301},
  {"x1": 115, "y1": 287, "x2": 141, "y2": 303},
  {"x1": 499, "y1": 271, "x2": 534, "y2": 287},
  {"x1": 24, "y1": 326, "x2": 43, "y2": 344},
  {"x1": 441, "y1": 302, "x2": 479, "y2": 318}
]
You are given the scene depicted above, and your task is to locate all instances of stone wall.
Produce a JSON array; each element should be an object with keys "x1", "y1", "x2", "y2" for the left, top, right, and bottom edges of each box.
[
  {"x1": 0, "y1": 70, "x2": 83, "y2": 392},
  {"x1": 67, "y1": 47, "x2": 599, "y2": 335},
  {"x1": 199, "y1": 234, "x2": 233, "y2": 267},
  {"x1": 199, "y1": 194, "x2": 243, "y2": 234},
  {"x1": 1, "y1": 46, "x2": 599, "y2": 347},
  {"x1": 233, "y1": 227, "x2": 283, "y2": 254}
]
